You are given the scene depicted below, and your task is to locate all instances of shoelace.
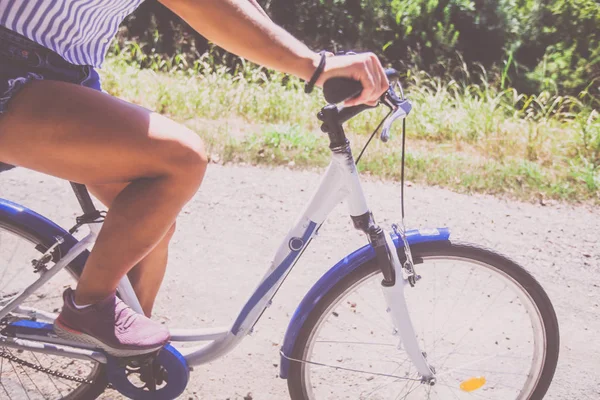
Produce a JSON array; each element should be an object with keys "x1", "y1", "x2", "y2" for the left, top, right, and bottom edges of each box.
[{"x1": 114, "y1": 299, "x2": 139, "y2": 330}]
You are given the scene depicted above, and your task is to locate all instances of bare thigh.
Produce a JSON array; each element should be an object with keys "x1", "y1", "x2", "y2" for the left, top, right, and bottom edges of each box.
[{"x1": 0, "y1": 80, "x2": 205, "y2": 184}]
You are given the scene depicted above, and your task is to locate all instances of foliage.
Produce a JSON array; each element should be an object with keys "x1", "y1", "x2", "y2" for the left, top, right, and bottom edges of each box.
[
  {"x1": 101, "y1": 49, "x2": 600, "y2": 202},
  {"x1": 117, "y1": 0, "x2": 599, "y2": 99}
]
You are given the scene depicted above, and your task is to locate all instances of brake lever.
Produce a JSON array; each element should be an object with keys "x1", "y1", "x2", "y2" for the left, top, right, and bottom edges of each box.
[{"x1": 380, "y1": 83, "x2": 412, "y2": 142}]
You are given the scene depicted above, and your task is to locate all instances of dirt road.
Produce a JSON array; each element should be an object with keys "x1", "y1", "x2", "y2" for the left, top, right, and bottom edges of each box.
[{"x1": 2, "y1": 164, "x2": 599, "y2": 399}]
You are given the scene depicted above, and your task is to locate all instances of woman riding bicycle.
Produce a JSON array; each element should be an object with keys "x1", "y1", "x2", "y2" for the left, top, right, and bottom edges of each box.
[{"x1": 0, "y1": 0, "x2": 388, "y2": 356}]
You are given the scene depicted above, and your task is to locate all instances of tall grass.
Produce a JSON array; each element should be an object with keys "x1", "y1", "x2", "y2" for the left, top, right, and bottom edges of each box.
[{"x1": 101, "y1": 43, "x2": 600, "y2": 203}]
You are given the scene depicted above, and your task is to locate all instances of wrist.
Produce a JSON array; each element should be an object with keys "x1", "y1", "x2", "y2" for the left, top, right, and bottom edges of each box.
[{"x1": 297, "y1": 52, "x2": 323, "y2": 82}]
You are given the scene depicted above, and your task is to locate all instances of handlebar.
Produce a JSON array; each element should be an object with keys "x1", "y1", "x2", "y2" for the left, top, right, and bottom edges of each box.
[
  {"x1": 321, "y1": 68, "x2": 412, "y2": 143},
  {"x1": 323, "y1": 68, "x2": 399, "y2": 104}
]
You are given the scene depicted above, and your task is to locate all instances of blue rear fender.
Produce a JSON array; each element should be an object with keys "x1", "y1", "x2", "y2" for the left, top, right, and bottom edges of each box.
[
  {"x1": 0, "y1": 198, "x2": 86, "y2": 275},
  {"x1": 279, "y1": 227, "x2": 450, "y2": 379}
]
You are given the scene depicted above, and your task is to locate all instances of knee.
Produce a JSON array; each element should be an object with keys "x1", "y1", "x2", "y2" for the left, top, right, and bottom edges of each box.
[
  {"x1": 175, "y1": 134, "x2": 208, "y2": 179},
  {"x1": 162, "y1": 128, "x2": 208, "y2": 185}
]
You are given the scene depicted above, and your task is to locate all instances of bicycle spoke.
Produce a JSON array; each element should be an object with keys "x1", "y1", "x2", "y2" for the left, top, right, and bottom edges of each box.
[
  {"x1": 0, "y1": 381, "x2": 11, "y2": 400},
  {"x1": 362, "y1": 361, "x2": 411, "y2": 398},
  {"x1": 444, "y1": 366, "x2": 529, "y2": 376},
  {"x1": 438, "y1": 351, "x2": 523, "y2": 377},
  {"x1": 290, "y1": 353, "x2": 422, "y2": 382},
  {"x1": 435, "y1": 380, "x2": 462, "y2": 400},
  {"x1": 327, "y1": 289, "x2": 396, "y2": 339},
  {"x1": 395, "y1": 353, "x2": 414, "y2": 398},
  {"x1": 0, "y1": 225, "x2": 102, "y2": 399},
  {"x1": 295, "y1": 248, "x2": 552, "y2": 400},
  {"x1": 34, "y1": 352, "x2": 74, "y2": 395},
  {"x1": 316, "y1": 318, "x2": 405, "y2": 366},
  {"x1": 431, "y1": 263, "x2": 475, "y2": 352},
  {"x1": 0, "y1": 356, "x2": 8, "y2": 400},
  {"x1": 9, "y1": 348, "x2": 53, "y2": 398},
  {"x1": 0, "y1": 239, "x2": 22, "y2": 293},
  {"x1": 432, "y1": 260, "x2": 437, "y2": 365},
  {"x1": 436, "y1": 285, "x2": 508, "y2": 371},
  {"x1": 401, "y1": 379, "x2": 422, "y2": 399},
  {"x1": 46, "y1": 374, "x2": 63, "y2": 398},
  {"x1": 355, "y1": 288, "x2": 395, "y2": 331},
  {"x1": 8, "y1": 358, "x2": 32, "y2": 400},
  {"x1": 17, "y1": 356, "x2": 48, "y2": 399},
  {"x1": 434, "y1": 380, "x2": 490, "y2": 399},
  {"x1": 428, "y1": 266, "x2": 487, "y2": 353},
  {"x1": 315, "y1": 340, "x2": 395, "y2": 347}
]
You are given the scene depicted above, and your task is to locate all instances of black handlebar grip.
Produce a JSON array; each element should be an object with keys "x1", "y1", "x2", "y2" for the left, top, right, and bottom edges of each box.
[
  {"x1": 323, "y1": 78, "x2": 363, "y2": 104},
  {"x1": 322, "y1": 68, "x2": 399, "y2": 104}
]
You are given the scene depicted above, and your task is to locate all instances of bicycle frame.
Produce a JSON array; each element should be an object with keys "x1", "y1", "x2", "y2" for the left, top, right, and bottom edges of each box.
[
  {"x1": 0, "y1": 145, "x2": 367, "y2": 363},
  {"x1": 0, "y1": 100, "x2": 435, "y2": 383}
]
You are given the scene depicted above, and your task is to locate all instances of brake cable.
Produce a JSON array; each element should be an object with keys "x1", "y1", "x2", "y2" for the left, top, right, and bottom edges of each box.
[
  {"x1": 400, "y1": 118, "x2": 407, "y2": 220},
  {"x1": 354, "y1": 105, "x2": 408, "y2": 221},
  {"x1": 354, "y1": 109, "x2": 392, "y2": 165}
]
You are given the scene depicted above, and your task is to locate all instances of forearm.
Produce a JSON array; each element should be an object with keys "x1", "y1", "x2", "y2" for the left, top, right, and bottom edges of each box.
[{"x1": 159, "y1": 0, "x2": 319, "y2": 81}]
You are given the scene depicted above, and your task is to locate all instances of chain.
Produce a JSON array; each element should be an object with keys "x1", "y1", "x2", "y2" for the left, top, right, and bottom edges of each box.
[
  {"x1": 0, "y1": 318, "x2": 96, "y2": 385},
  {"x1": 0, "y1": 348, "x2": 94, "y2": 384}
]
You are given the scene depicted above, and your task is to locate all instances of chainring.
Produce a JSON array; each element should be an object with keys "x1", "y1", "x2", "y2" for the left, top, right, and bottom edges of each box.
[{"x1": 106, "y1": 344, "x2": 189, "y2": 400}]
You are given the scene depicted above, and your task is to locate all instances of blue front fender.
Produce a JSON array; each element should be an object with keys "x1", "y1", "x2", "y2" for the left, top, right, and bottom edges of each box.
[
  {"x1": 0, "y1": 198, "x2": 87, "y2": 275},
  {"x1": 279, "y1": 227, "x2": 450, "y2": 379}
]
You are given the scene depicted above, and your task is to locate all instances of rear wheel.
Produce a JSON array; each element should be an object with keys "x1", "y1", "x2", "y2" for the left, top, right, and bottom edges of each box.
[
  {"x1": 0, "y1": 219, "x2": 107, "y2": 399},
  {"x1": 287, "y1": 241, "x2": 559, "y2": 399}
]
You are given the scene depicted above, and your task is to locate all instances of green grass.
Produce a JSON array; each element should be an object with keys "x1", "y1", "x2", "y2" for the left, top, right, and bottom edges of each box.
[{"x1": 100, "y1": 48, "x2": 600, "y2": 203}]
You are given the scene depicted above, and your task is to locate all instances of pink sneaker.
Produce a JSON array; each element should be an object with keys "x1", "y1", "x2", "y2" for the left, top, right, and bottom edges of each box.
[{"x1": 54, "y1": 288, "x2": 170, "y2": 357}]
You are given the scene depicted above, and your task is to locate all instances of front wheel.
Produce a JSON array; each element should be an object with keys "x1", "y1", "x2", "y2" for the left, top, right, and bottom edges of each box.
[{"x1": 287, "y1": 241, "x2": 559, "y2": 399}]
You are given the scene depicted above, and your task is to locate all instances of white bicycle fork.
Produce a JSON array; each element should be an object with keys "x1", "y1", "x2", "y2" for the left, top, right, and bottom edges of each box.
[{"x1": 381, "y1": 231, "x2": 436, "y2": 382}]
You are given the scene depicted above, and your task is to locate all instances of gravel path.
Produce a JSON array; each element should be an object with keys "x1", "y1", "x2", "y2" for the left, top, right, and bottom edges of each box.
[{"x1": 1, "y1": 164, "x2": 599, "y2": 399}]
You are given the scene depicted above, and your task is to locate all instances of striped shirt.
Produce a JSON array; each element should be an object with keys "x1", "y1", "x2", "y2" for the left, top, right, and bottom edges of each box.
[{"x1": 0, "y1": 0, "x2": 144, "y2": 67}]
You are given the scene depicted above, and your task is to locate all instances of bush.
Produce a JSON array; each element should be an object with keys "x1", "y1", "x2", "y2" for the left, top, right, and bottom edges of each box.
[{"x1": 116, "y1": 0, "x2": 599, "y2": 99}]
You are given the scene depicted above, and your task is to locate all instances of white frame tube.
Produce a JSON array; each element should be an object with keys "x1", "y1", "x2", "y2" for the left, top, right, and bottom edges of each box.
[
  {"x1": 0, "y1": 225, "x2": 100, "y2": 320},
  {"x1": 184, "y1": 157, "x2": 356, "y2": 366}
]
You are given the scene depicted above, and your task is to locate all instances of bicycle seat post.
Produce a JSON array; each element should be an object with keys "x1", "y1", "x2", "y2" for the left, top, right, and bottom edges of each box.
[{"x1": 69, "y1": 182, "x2": 98, "y2": 215}]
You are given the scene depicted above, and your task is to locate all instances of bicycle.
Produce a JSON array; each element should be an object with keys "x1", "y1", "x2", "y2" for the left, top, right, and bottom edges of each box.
[{"x1": 0, "y1": 69, "x2": 559, "y2": 399}]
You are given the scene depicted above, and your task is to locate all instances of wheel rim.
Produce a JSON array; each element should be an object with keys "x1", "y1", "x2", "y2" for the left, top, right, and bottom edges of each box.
[
  {"x1": 298, "y1": 255, "x2": 547, "y2": 399},
  {"x1": 0, "y1": 225, "x2": 102, "y2": 399}
]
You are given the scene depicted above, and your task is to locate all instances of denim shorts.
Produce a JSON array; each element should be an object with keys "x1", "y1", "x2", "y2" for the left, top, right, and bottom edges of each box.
[{"x1": 0, "y1": 25, "x2": 102, "y2": 172}]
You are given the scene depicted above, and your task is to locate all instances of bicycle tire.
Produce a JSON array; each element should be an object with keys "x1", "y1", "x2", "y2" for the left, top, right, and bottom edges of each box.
[
  {"x1": 287, "y1": 240, "x2": 559, "y2": 400},
  {"x1": 0, "y1": 217, "x2": 108, "y2": 400}
]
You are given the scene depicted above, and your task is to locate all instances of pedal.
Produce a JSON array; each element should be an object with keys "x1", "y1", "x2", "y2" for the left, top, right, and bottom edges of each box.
[
  {"x1": 112, "y1": 349, "x2": 166, "y2": 392},
  {"x1": 106, "y1": 344, "x2": 188, "y2": 399},
  {"x1": 138, "y1": 355, "x2": 169, "y2": 390},
  {"x1": 115, "y1": 349, "x2": 161, "y2": 367}
]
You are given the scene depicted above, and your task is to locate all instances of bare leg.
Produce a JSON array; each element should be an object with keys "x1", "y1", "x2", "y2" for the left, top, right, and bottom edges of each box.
[
  {"x1": 88, "y1": 183, "x2": 173, "y2": 317},
  {"x1": 0, "y1": 80, "x2": 207, "y2": 307}
]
